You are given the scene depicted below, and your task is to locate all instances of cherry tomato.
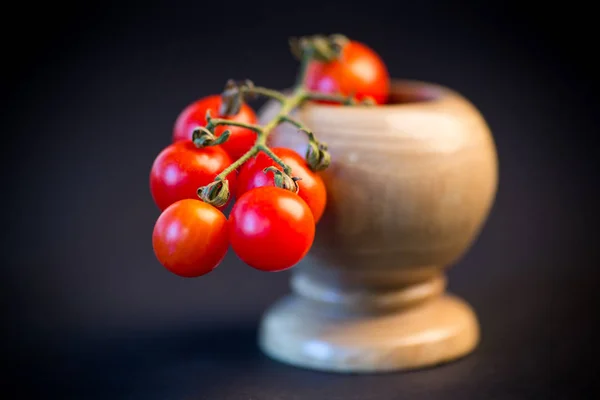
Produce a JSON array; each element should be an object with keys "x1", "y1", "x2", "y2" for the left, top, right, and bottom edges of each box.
[
  {"x1": 305, "y1": 40, "x2": 390, "y2": 105},
  {"x1": 150, "y1": 141, "x2": 237, "y2": 211},
  {"x1": 173, "y1": 94, "x2": 258, "y2": 160},
  {"x1": 228, "y1": 187, "x2": 315, "y2": 272},
  {"x1": 236, "y1": 147, "x2": 327, "y2": 223},
  {"x1": 152, "y1": 199, "x2": 229, "y2": 277}
]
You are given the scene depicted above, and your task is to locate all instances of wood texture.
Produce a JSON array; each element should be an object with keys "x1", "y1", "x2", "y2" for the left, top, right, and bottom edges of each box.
[{"x1": 257, "y1": 80, "x2": 498, "y2": 373}]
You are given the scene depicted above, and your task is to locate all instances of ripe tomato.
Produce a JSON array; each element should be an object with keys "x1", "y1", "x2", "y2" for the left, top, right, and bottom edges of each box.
[
  {"x1": 150, "y1": 141, "x2": 237, "y2": 211},
  {"x1": 152, "y1": 199, "x2": 229, "y2": 277},
  {"x1": 305, "y1": 40, "x2": 390, "y2": 105},
  {"x1": 229, "y1": 187, "x2": 315, "y2": 272},
  {"x1": 236, "y1": 147, "x2": 327, "y2": 223},
  {"x1": 173, "y1": 94, "x2": 258, "y2": 160}
]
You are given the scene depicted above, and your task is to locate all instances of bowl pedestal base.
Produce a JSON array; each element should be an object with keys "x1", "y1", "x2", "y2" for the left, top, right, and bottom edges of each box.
[{"x1": 258, "y1": 269, "x2": 479, "y2": 373}]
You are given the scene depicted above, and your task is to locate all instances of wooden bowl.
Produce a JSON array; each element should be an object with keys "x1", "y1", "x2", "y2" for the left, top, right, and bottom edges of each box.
[{"x1": 257, "y1": 80, "x2": 498, "y2": 373}]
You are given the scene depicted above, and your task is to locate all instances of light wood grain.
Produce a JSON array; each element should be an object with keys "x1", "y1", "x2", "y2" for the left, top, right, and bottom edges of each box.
[{"x1": 257, "y1": 80, "x2": 498, "y2": 372}]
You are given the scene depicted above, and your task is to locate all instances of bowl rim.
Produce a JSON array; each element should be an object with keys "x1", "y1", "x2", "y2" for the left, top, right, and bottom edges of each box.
[{"x1": 301, "y1": 79, "x2": 459, "y2": 114}]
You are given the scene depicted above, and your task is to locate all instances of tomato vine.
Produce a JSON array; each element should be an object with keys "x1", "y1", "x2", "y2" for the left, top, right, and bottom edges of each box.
[
  {"x1": 191, "y1": 34, "x2": 375, "y2": 208},
  {"x1": 151, "y1": 33, "x2": 390, "y2": 276}
]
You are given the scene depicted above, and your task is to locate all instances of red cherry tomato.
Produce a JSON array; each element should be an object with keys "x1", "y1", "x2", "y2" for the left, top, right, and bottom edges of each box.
[
  {"x1": 229, "y1": 187, "x2": 315, "y2": 272},
  {"x1": 150, "y1": 141, "x2": 237, "y2": 211},
  {"x1": 306, "y1": 40, "x2": 390, "y2": 105},
  {"x1": 173, "y1": 94, "x2": 258, "y2": 160},
  {"x1": 152, "y1": 199, "x2": 229, "y2": 277},
  {"x1": 236, "y1": 147, "x2": 327, "y2": 223}
]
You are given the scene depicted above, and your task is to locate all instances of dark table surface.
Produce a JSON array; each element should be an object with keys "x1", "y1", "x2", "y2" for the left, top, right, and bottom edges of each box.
[
  {"x1": 10, "y1": 269, "x2": 597, "y2": 399},
  {"x1": 3, "y1": 1, "x2": 597, "y2": 398}
]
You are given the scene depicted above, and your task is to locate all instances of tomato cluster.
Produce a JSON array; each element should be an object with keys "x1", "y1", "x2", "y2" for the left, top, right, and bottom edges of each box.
[
  {"x1": 151, "y1": 96, "x2": 324, "y2": 277},
  {"x1": 149, "y1": 36, "x2": 389, "y2": 278}
]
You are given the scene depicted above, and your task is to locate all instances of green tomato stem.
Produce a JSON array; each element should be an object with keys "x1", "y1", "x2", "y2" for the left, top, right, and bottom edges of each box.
[
  {"x1": 280, "y1": 115, "x2": 316, "y2": 142},
  {"x1": 210, "y1": 85, "x2": 361, "y2": 183},
  {"x1": 243, "y1": 86, "x2": 287, "y2": 103},
  {"x1": 206, "y1": 118, "x2": 263, "y2": 133},
  {"x1": 295, "y1": 49, "x2": 314, "y2": 88},
  {"x1": 198, "y1": 34, "x2": 369, "y2": 203},
  {"x1": 213, "y1": 87, "x2": 306, "y2": 182},
  {"x1": 258, "y1": 145, "x2": 292, "y2": 175},
  {"x1": 257, "y1": 87, "x2": 307, "y2": 144},
  {"x1": 215, "y1": 146, "x2": 260, "y2": 181},
  {"x1": 304, "y1": 91, "x2": 373, "y2": 105}
]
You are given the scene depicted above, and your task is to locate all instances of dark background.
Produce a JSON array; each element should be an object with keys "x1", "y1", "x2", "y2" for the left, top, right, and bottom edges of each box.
[{"x1": 2, "y1": 0, "x2": 597, "y2": 398}]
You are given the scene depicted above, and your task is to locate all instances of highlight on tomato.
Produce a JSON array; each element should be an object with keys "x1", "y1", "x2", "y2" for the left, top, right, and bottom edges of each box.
[
  {"x1": 150, "y1": 140, "x2": 237, "y2": 211},
  {"x1": 152, "y1": 199, "x2": 229, "y2": 278},
  {"x1": 305, "y1": 40, "x2": 390, "y2": 105},
  {"x1": 236, "y1": 147, "x2": 327, "y2": 223},
  {"x1": 173, "y1": 94, "x2": 258, "y2": 160},
  {"x1": 228, "y1": 186, "x2": 315, "y2": 272}
]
